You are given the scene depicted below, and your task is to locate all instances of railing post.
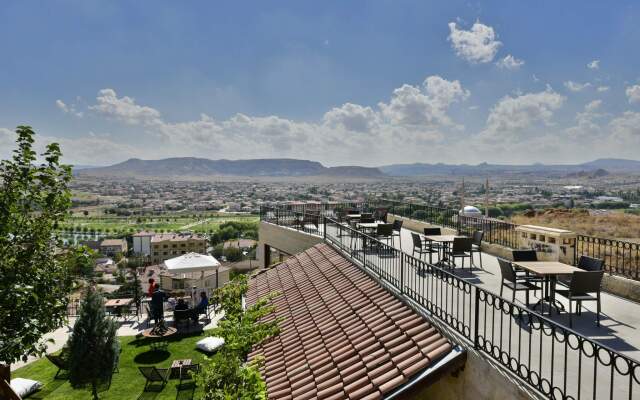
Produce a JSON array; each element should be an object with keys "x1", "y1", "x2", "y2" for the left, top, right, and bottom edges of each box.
[
  {"x1": 323, "y1": 216, "x2": 327, "y2": 241},
  {"x1": 474, "y1": 287, "x2": 480, "y2": 349},
  {"x1": 400, "y1": 253, "x2": 404, "y2": 295}
]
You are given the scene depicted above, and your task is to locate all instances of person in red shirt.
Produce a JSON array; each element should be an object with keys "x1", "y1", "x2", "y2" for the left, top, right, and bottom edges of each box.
[{"x1": 147, "y1": 278, "x2": 155, "y2": 298}]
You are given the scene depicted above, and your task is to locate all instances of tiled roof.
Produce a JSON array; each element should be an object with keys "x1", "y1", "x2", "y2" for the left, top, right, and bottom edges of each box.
[
  {"x1": 100, "y1": 239, "x2": 126, "y2": 247},
  {"x1": 247, "y1": 243, "x2": 453, "y2": 400}
]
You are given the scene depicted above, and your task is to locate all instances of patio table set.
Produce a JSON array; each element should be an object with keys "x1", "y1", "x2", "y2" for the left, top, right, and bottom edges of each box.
[{"x1": 499, "y1": 251, "x2": 605, "y2": 326}]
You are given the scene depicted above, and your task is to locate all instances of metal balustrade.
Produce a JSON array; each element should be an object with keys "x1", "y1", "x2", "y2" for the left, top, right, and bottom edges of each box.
[{"x1": 260, "y1": 203, "x2": 640, "y2": 399}]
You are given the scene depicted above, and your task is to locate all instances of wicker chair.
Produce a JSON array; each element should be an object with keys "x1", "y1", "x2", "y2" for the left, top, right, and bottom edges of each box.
[
  {"x1": 411, "y1": 232, "x2": 438, "y2": 264},
  {"x1": 498, "y1": 258, "x2": 541, "y2": 305},
  {"x1": 556, "y1": 270, "x2": 604, "y2": 327},
  {"x1": 470, "y1": 230, "x2": 484, "y2": 269},
  {"x1": 445, "y1": 237, "x2": 473, "y2": 269},
  {"x1": 391, "y1": 220, "x2": 403, "y2": 248}
]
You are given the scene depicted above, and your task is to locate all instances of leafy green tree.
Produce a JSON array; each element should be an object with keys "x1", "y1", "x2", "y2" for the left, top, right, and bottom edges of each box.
[
  {"x1": 68, "y1": 288, "x2": 120, "y2": 400},
  {"x1": 67, "y1": 245, "x2": 96, "y2": 278},
  {"x1": 199, "y1": 275, "x2": 280, "y2": 399},
  {"x1": 0, "y1": 126, "x2": 74, "y2": 375},
  {"x1": 224, "y1": 246, "x2": 243, "y2": 262}
]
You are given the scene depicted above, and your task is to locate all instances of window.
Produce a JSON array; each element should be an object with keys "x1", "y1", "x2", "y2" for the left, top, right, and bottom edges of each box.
[{"x1": 172, "y1": 280, "x2": 184, "y2": 289}]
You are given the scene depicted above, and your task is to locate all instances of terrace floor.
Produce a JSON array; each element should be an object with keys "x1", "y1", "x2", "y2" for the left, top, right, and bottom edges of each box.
[{"x1": 387, "y1": 226, "x2": 640, "y2": 361}]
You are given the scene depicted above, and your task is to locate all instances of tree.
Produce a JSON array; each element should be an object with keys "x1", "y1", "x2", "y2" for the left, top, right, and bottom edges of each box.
[
  {"x1": 224, "y1": 246, "x2": 243, "y2": 262},
  {"x1": 0, "y1": 126, "x2": 74, "y2": 378},
  {"x1": 199, "y1": 275, "x2": 280, "y2": 399},
  {"x1": 68, "y1": 288, "x2": 120, "y2": 400}
]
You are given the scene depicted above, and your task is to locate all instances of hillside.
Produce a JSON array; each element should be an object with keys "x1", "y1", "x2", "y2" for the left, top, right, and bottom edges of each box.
[
  {"x1": 76, "y1": 157, "x2": 383, "y2": 178},
  {"x1": 380, "y1": 159, "x2": 640, "y2": 176}
]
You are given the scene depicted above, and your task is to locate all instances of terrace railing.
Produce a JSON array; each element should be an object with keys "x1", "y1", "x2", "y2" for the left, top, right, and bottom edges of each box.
[
  {"x1": 260, "y1": 203, "x2": 640, "y2": 400},
  {"x1": 261, "y1": 201, "x2": 640, "y2": 280},
  {"x1": 576, "y1": 235, "x2": 640, "y2": 281}
]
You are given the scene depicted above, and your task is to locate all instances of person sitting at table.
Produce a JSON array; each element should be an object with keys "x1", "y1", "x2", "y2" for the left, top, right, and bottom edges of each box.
[
  {"x1": 192, "y1": 291, "x2": 208, "y2": 322},
  {"x1": 174, "y1": 298, "x2": 188, "y2": 311},
  {"x1": 150, "y1": 283, "x2": 168, "y2": 325}
]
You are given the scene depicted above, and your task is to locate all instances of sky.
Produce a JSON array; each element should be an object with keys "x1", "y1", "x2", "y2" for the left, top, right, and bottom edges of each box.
[{"x1": 1, "y1": 0, "x2": 640, "y2": 167}]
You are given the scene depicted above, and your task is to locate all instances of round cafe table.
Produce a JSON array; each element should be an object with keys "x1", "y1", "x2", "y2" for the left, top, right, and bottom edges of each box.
[{"x1": 142, "y1": 326, "x2": 177, "y2": 351}]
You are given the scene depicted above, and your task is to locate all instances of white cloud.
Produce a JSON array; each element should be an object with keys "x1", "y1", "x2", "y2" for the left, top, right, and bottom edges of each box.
[
  {"x1": 584, "y1": 99, "x2": 602, "y2": 112},
  {"x1": 564, "y1": 81, "x2": 592, "y2": 92},
  {"x1": 479, "y1": 89, "x2": 565, "y2": 142},
  {"x1": 608, "y1": 111, "x2": 640, "y2": 143},
  {"x1": 78, "y1": 77, "x2": 470, "y2": 164},
  {"x1": 587, "y1": 60, "x2": 600, "y2": 70},
  {"x1": 496, "y1": 54, "x2": 524, "y2": 70},
  {"x1": 88, "y1": 88, "x2": 162, "y2": 125},
  {"x1": 626, "y1": 84, "x2": 640, "y2": 104},
  {"x1": 565, "y1": 100, "x2": 604, "y2": 139},
  {"x1": 379, "y1": 75, "x2": 469, "y2": 128},
  {"x1": 596, "y1": 86, "x2": 610, "y2": 92},
  {"x1": 323, "y1": 103, "x2": 378, "y2": 133},
  {"x1": 0, "y1": 128, "x2": 14, "y2": 157},
  {"x1": 448, "y1": 21, "x2": 502, "y2": 64},
  {"x1": 56, "y1": 99, "x2": 83, "y2": 117}
]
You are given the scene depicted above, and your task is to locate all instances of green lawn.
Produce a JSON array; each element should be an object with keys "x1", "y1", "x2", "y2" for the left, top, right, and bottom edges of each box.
[
  {"x1": 12, "y1": 333, "x2": 211, "y2": 399},
  {"x1": 59, "y1": 214, "x2": 258, "y2": 235}
]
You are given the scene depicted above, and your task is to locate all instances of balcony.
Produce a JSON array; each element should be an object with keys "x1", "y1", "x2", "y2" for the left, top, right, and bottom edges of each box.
[{"x1": 259, "y1": 202, "x2": 640, "y2": 400}]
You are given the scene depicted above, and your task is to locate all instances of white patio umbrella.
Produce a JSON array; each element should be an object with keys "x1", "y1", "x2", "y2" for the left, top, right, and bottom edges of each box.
[{"x1": 164, "y1": 253, "x2": 221, "y2": 300}]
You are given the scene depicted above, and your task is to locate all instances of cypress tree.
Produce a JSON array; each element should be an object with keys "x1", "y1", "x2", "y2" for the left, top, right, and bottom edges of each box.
[{"x1": 68, "y1": 288, "x2": 120, "y2": 400}]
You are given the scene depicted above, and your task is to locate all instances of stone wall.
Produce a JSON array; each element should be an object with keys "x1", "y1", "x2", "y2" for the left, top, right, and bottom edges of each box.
[
  {"x1": 386, "y1": 213, "x2": 458, "y2": 236},
  {"x1": 403, "y1": 348, "x2": 543, "y2": 400}
]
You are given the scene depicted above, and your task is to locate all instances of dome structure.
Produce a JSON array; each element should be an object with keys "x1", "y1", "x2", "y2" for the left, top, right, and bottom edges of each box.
[{"x1": 459, "y1": 205, "x2": 482, "y2": 217}]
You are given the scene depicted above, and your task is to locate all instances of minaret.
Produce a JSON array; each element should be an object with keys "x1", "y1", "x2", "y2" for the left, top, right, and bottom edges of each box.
[
  {"x1": 460, "y1": 177, "x2": 466, "y2": 210},
  {"x1": 484, "y1": 177, "x2": 489, "y2": 218}
]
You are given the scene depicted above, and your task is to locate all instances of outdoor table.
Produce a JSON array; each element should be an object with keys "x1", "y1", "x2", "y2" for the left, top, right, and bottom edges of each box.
[
  {"x1": 512, "y1": 261, "x2": 583, "y2": 315},
  {"x1": 170, "y1": 359, "x2": 192, "y2": 379},
  {"x1": 142, "y1": 325, "x2": 177, "y2": 351},
  {"x1": 356, "y1": 222, "x2": 382, "y2": 249},
  {"x1": 422, "y1": 235, "x2": 459, "y2": 266}
]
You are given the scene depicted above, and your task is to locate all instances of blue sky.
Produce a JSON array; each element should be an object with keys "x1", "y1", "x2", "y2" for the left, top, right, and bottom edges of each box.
[{"x1": 1, "y1": 0, "x2": 639, "y2": 166}]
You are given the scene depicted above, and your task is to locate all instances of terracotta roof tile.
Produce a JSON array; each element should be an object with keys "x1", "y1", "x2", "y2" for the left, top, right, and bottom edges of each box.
[{"x1": 247, "y1": 243, "x2": 453, "y2": 399}]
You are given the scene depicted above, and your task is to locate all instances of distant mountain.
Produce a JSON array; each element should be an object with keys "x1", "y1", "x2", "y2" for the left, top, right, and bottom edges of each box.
[
  {"x1": 565, "y1": 168, "x2": 610, "y2": 179},
  {"x1": 578, "y1": 158, "x2": 640, "y2": 172},
  {"x1": 77, "y1": 157, "x2": 383, "y2": 178},
  {"x1": 380, "y1": 159, "x2": 640, "y2": 176}
]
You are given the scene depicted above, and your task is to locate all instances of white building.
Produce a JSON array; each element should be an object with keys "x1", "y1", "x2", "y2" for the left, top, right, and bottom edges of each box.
[{"x1": 132, "y1": 231, "x2": 154, "y2": 256}]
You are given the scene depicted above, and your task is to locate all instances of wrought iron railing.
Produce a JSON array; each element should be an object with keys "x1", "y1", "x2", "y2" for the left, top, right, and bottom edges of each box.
[
  {"x1": 261, "y1": 201, "x2": 640, "y2": 280},
  {"x1": 576, "y1": 235, "x2": 640, "y2": 281},
  {"x1": 260, "y1": 204, "x2": 640, "y2": 400}
]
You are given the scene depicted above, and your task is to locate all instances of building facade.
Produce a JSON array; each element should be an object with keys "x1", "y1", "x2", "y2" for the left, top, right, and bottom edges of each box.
[
  {"x1": 150, "y1": 233, "x2": 208, "y2": 264},
  {"x1": 99, "y1": 238, "x2": 128, "y2": 257},
  {"x1": 132, "y1": 231, "x2": 154, "y2": 256}
]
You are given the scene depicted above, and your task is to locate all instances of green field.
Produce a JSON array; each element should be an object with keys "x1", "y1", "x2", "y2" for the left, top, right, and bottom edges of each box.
[{"x1": 59, "y1": 213, "x2": 258, "y2": 235}]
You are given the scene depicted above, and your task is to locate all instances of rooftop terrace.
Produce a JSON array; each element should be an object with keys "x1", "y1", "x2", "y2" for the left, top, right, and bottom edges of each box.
[{"x1": 259, "y1": 201, "x2": 640, "y2": 400}]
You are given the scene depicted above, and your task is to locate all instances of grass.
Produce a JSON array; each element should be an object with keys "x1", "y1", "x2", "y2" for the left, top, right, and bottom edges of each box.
[
  {"x1": 12, "y1": 333, "x2": 211, "y2": 400},
  {"x1": 510, "y1": 208, "x2": 640, "y2": 241},
  {"x1": 59, "y1": 214, "x2": 258, "y2": 235}
]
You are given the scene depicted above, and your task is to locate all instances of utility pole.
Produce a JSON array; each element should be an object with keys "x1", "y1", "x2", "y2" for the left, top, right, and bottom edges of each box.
[{"x1": 485, "y1": 177, "x2": 489, "y2": 218}]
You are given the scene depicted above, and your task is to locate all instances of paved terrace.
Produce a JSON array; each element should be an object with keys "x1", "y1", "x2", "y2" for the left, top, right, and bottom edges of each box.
[{"x1": 262, "y1": 216, "x2": 640, "y2": 400}]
